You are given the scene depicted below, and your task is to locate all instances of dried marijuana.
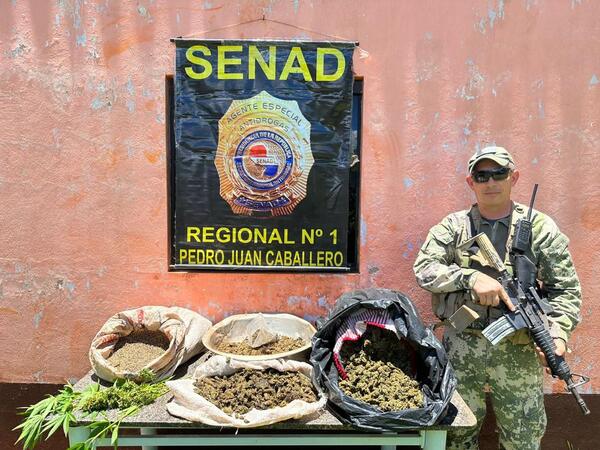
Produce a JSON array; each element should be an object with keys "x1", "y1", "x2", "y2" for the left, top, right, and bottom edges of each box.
[
  {"x1": 338, "y1": 327, "x2": 424, "y2": 411},
  {"x1": 108, "y1": 329, "x2": 170, "y2": 372},
  {"x1": 215, "y1": 335, "x2": 305, "y2": 356},
  {"x1": 194, "y1": 368, "x2": 318, "y2": 416}
]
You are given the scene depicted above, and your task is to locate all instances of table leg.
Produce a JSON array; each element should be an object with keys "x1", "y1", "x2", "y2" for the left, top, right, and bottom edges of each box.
[
  {"x1": 141, "y1": 427, "x2": 158, "y2": 450},
  {"x1": 68, "y1": 426, "x2": 92, "y2": 448},
  {"x1": 421, "y1": 430, "x2": 446, "y2": 450}
]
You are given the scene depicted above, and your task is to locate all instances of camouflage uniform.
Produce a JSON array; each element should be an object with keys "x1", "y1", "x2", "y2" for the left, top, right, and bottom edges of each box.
[{"x1": 413, "y1": 202, "x2": 582, "y2": 450}]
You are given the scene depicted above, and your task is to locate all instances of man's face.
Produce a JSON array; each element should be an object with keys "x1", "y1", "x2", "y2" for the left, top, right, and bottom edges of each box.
[{"x1": 466, "y1": 159, "x2": 519, "y2": 209}]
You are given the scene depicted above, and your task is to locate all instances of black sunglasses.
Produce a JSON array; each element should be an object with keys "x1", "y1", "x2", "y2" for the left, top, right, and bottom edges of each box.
[{"x1": 471, "y1": 167, "x2": 511, "y2": 183}]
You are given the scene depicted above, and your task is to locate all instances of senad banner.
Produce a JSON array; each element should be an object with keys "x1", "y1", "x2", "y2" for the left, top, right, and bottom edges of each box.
[{"x1": 172, "y1": 40, "x2": 355, "y2": 270}]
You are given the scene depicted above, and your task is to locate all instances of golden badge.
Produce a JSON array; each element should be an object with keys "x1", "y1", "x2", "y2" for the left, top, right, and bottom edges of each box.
[{"x1": 215, "y1": 91, "x2": 313, "y2": 216}]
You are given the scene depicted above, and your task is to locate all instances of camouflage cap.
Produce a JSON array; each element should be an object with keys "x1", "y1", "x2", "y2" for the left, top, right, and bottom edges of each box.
[{"x1": 468, "y1": 146, "x2": 515, "y2": 173}]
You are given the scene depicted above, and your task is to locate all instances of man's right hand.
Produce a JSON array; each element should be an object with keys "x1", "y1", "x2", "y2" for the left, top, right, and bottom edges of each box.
[{"x1": 471, "y1": 272, "x2": 515, "y2": 311}]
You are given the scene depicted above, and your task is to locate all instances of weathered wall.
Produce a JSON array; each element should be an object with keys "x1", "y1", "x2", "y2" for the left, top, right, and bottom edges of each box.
[{"x1": 1, "y1": 1, "x2": 598, "y2": 393}]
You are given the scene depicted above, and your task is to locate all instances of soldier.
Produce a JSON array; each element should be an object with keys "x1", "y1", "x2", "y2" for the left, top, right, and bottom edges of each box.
[{"x1": 413, "y1": 146, "x2": 582, "y2": 450}]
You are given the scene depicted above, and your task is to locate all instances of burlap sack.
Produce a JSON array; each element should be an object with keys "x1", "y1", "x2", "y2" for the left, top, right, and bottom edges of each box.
[
  {"x1": 166, "y1": 355, "x2": 327, "y2": 427},
  {"x1": 89, "y1": 306, "x2": 212, "y2": 382}
]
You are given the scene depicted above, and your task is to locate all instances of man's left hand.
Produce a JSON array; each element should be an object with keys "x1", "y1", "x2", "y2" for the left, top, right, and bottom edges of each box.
[{"x1": 535, "y1": 338, "x2": 567, "y2": 375}]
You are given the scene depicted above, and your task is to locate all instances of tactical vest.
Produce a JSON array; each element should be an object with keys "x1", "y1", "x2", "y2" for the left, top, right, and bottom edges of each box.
[{"x1": 432, "y1": 202, "x2": 537, "y2": 337}]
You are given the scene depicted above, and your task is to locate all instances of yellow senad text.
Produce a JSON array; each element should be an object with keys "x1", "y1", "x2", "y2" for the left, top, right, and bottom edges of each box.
[{"x1": 184, "y1": 45, "x2": 346, "y2": 82}]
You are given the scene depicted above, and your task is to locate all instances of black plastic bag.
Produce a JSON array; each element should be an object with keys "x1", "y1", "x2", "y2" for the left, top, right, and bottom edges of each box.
[{"x1": 310, "y1": 288, "x2": 456, "y2": 431}]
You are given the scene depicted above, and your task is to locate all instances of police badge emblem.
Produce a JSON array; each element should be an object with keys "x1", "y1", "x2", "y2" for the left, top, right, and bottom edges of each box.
[{"x1": 215, "y1": 91, "x2": 313, "y2": 216}]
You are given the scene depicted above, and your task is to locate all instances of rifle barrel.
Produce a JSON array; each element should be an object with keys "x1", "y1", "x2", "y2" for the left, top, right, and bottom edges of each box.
[{"x1": 569, "y1": 383, "x2": 590, "y2": 415}]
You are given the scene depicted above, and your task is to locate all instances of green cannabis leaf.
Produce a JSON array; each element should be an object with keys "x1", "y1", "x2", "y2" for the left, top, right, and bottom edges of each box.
[
  {"x1": 14, "y1": 383, "x2": 78, "y2": 450},
  {"x1": 14, "y1": 373, "x2": 169, "y2": 450}
]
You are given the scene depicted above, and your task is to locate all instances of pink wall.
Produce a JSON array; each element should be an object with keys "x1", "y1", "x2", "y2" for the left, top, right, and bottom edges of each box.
[{"x1": 1, "y1": 1, "x2": 598, "y2": 394}]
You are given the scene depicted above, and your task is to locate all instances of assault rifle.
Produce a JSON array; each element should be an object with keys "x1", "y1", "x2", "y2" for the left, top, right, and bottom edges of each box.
[{"x1": 472, "y1": 185, "x2": 590, "y2": 415}]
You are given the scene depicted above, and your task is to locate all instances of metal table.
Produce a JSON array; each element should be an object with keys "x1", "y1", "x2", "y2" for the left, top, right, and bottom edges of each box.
[{"x1": 70, "y1": 357, "x2": 475, "y2": 450}]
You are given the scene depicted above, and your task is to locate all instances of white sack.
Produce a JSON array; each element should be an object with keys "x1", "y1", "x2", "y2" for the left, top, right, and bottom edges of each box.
[
  {"x1": 166, "y1": 355, "x2": 326, "y2": 427},
  {"x1": 89, "y1": 306, "x2": 212, "y2": 382}
]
